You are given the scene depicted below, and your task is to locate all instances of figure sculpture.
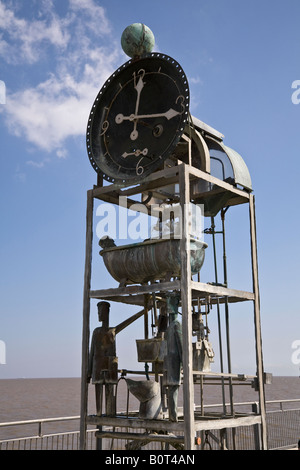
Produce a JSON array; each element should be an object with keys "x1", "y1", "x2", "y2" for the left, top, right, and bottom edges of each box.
[
  {"x1": 88, "y1": 301, "x2": 144, "y2": 416},
  {"x1": 163, "y1": 294, "x2": 183, "y2": 422}
]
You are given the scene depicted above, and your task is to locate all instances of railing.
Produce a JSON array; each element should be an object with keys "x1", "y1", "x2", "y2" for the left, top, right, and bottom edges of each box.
[
  {"x1": 265, "y1": 400, "x2": 300, "y2": 450},
  {"x1": 0, "y1": 399, "x2": 299, "y2": 450},
  {"x1": 0, "y1": 417, "x2": 85, "y2": 450}
]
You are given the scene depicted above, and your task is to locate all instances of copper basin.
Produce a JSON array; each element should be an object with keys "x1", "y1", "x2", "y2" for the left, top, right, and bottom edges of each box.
[{"x1": 100, "y1": 238, "x2": 207, "y2": 285}]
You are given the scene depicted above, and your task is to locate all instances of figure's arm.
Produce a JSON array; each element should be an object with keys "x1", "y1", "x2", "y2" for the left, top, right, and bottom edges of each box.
[{"x1": 115, "y1": 308, "x2": 147, "y2": 335}]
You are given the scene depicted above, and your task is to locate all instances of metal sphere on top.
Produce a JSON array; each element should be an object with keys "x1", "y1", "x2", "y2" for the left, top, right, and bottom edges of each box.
[{"x1": 121, "y1": 23, "x2": 155, "y2": 58}]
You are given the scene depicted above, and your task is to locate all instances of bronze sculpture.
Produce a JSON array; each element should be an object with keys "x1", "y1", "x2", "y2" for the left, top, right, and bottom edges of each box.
[
  {"x1": 163, "y1": 294, "x2": 183, "y2": 422},
  {"x1": 88, "y1": 301, "x2": 144, "y2": 416}
]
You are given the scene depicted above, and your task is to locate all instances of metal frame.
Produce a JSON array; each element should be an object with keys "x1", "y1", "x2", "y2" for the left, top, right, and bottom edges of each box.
[{"x1": 79, "y1": 161, "x2": 267, "y2": 450}]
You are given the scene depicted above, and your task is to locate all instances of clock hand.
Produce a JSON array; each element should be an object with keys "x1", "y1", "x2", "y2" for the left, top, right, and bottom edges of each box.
[
  {"x1": 122, "y1": 148, "x2": 148, "y2": 159},
  {"x1": 131, "y1": 73, "x2": 145, "y2": 141},
  {"x1": 116, "y1": 107, "x2": 182, "y2": 124},
  {"x1": 134, "y1": 75, "x2": 144, "y2": 115}
]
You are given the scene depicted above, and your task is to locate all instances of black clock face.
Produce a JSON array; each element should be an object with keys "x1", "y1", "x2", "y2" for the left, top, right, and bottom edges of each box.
[{"x1": 86, "y1": 53, "x2": 189, "y2": 184}]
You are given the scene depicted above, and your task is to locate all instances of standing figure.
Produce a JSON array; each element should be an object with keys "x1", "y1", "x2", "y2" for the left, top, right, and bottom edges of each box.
[
  {"x1": 163, "y1": 294, "x2": 183, "y2": 422},
  {"x1": 88, "y1": 301, "x2": 144, "y2": 416}
]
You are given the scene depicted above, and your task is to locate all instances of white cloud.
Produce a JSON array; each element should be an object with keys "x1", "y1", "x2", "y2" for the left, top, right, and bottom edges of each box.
[
  {"x1": 4, "y1": 47, "x2": 119, "y2": 152},
  {"x1": 26, "y1": 159, "x2": 50, "y2": 168},
  {"x1": 69, "y1": 0, "x2": 111, "y2": 35},
  {"x1": 0, "y1": 0, "x2": 122, "y2": 155},
  {"x1": 0, "y1": 1, "x2": 69, "y2": 64},
  {"x1": 189, "y1": 76, "x2": 203, "y2": 85},
  {"x1": 56, "y1": 148, "x2": 68, "y2": 159},
  {"x1": 14, "y1": 165, "x2": 26, "y2": 182}
]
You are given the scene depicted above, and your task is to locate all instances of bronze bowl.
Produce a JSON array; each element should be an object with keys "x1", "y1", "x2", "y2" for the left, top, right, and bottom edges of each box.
[{"x1": 99, "y1": 238, "x2": 207, "y2": 285}]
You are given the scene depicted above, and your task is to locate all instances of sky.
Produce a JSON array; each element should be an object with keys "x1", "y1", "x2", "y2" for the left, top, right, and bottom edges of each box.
[{"x1": 0, "y1": 0, "x2": 299, "y2": 380}]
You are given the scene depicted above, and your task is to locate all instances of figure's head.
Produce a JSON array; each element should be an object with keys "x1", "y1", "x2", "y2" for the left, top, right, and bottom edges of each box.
[
  {"x1": 97, "y1": 301, "x2": 110, "y2": 324},
  {"x1": 166, "y1": 294, "x2": 180, "y2": 319}
]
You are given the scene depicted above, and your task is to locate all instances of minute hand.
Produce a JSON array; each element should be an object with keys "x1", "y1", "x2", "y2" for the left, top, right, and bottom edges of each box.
[
  {"x1": 116, "y1": 108, "x2": 182, "y2": 123},
  {"x1": 137, "y1": 108, "x2": 181, "y2": 120}
]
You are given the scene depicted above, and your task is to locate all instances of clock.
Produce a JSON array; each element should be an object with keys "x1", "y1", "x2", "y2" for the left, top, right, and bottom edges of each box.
[{"x1": 86, "y1": 53, "x2": 190, "y2": 184}]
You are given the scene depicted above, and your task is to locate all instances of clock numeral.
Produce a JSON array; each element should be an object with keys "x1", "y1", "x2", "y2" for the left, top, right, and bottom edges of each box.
[
  {"x1": 100, "y1": 120, "x2": 109, "y2": 136},
  {"x1": 176, "y1": 95, "x2": 186, "y2": 114},
  {"x1": 136, "y1": 157, "x2": 144, "y2": 176},
  {"x1": 133, "y1": 68, "x2": 146, "y2": 86}
]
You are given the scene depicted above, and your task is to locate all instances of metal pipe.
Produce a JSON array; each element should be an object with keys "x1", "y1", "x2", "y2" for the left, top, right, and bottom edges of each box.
[
  {"x1": 95, "y1": 430, "x2": 186, "y2": 443},
  {"x1": 221, "y1": 208, "x2": 236, "y2": 449},
  {"x1": 210, "y1": 216, "x2": 226, "y2": 417}
]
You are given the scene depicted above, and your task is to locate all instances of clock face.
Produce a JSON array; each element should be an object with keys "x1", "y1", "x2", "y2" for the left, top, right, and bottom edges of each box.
[{"x1": 86, "y1": 53, "x2": 190, "y2": 184}]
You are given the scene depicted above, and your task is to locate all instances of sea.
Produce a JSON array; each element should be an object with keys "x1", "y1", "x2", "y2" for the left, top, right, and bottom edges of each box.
[{"x1": 0, "y1": 376, "x2": 299, "y2": 441}]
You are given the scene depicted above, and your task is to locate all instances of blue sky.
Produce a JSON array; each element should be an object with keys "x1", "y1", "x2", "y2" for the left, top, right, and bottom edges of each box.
[{"x1": 0, "y1": 0, "x2": 299, "y2": 379}]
